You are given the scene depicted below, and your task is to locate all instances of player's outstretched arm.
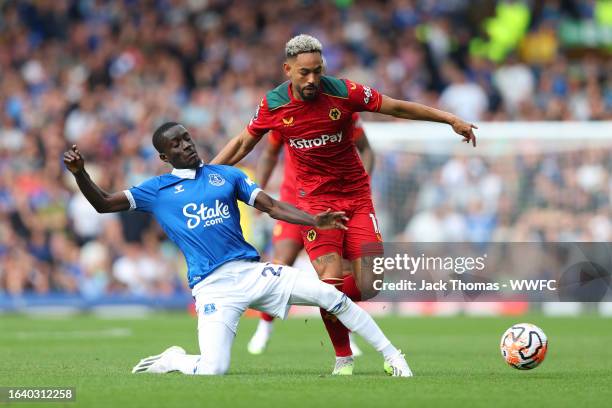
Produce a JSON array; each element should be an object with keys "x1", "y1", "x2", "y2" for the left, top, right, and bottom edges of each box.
[
  {"x1": 210, "y1": 129, "x2": 261, "y2": 165},
  {"x1": 255, "y1": 137, "x2": 282, "y2": 188},
  {"x1": 253, "y1": 191, "x2": 348, "y2": 230},
  {"x1": 378, "y1": 95, "x2": 478, "y2": 147},
  {"x1": 63, "y1": 145, "x2": 130, "y2": 213}
]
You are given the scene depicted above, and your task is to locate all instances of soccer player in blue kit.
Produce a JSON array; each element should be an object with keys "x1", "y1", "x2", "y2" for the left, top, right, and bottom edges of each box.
[{"x1": 63, "y1": 122, "x2": 412, "y2": 377}]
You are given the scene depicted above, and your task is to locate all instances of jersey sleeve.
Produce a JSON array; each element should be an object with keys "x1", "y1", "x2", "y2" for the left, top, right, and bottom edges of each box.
[
  {"x1": 351, "y1": 112, "x2": 365, "y2": 141},
  {"x1": 124, "y1": 177, "x2": 159, "y2": 213},
  {"x1": 226, "y1": 167, "x2": 262, "y2": 207},
  {"x1": 345, "y1": 80, "x2": 383, "y2": 113},
  {"x1": 268, "y1": 129, "x2": 282, "y2": 147},
  {"x1": 246, "y1": 97, "x2": 274, "y2": 138}
]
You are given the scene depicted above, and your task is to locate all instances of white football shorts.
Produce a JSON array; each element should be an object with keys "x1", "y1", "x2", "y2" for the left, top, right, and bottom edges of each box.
[{"x1": 192, "y1": 260, "x2": 301, "y2": 333}]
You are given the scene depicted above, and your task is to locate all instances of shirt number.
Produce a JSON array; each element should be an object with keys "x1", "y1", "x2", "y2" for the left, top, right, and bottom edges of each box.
[{"x1": 261, "y1": 265, "x2": 283, "y2": 277}]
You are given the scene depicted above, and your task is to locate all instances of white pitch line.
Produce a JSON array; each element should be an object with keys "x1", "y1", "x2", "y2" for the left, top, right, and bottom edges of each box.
[{"x1": 5, "y1": 328, "x2": 133, "y2": 340}]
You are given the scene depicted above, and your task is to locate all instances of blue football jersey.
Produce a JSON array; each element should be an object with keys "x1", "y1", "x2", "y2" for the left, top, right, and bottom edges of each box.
[{"x1": 124, "y1": 164, "x2": 262, "y2": 288}]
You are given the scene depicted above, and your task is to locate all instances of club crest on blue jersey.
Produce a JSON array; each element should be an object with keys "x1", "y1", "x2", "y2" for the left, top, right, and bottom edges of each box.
[
  {"x1": 203, "y1": 303, "x2": 217, "y2": 315},
  {"x1": 127, "y1": 164, "x2": 261, "y2": 288},
  {"x1": 208, "y1": 173, "x2": 225, "y2": 187}
]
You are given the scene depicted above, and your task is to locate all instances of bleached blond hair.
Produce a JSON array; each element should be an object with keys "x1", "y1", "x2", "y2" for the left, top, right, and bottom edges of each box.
[{"x1": 285, "y1": 34, "x2": 323, "y2": 58}]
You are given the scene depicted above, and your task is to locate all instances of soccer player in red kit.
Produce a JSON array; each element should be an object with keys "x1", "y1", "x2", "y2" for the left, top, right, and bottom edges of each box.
[
  {"x1": 212, "y1": 34, "x2": 477, "y2": 375},
  {"x1": 247, "y1": 113, "x2": 374, "y2": 356}
]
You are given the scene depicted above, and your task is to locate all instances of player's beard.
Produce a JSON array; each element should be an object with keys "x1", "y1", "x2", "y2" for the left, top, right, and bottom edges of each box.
[{"x1": 299, "y1": 84, "x2": 318, "y2": 101}]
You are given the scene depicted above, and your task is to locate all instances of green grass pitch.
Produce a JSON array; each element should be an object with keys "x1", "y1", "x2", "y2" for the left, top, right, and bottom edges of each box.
[{"x1": 1, "y1": 312, "x2": 611, "y2": 407}]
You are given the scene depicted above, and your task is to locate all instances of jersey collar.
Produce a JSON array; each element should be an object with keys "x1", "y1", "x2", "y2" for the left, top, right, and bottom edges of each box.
[{"x1": 171, "y1": 162, "x2": 204, "y2": 179}]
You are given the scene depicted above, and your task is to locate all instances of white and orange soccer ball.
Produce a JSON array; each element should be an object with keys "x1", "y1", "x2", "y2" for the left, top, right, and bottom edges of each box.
[{"x1": 500, "y1": 323, "x2": 548, "y2": 370}]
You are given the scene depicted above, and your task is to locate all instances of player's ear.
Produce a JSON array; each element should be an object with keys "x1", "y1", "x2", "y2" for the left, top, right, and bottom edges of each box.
[
  {"x1": 283, "y1": 61, "x2": 291, "y2": 78},
  {"x1": 159, "y1": 153, "x2": 168, "y2": 163}
]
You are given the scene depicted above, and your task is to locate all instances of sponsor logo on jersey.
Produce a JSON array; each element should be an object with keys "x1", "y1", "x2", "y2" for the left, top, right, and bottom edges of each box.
[
  {"x1": 245, "y1": 177, "x2": 255, "y2": 186},
  {"x1": 363, "y1": 86, "x2": 372, "y2": 104},
  {"x1": 174, "y1": 185, "x2": 185, "y2": 194},
  {"x1": 288, "y1": 132, "x2": 343, "y2": 149},
  {"x1": 203, "y1": 303, "x2": 217, "y2": 315},
  {"x1": 183, "y1": 200, "x2": 231, "y2": 229},
  {"x1": 208, "y1": 173, "x2": 225, "y2": 186},
  {"x1": 329, "y1": 108, "x2": 341, "y2": 121},
  {"x1": 249, "y1": 99, "x2": 264, "y2": 126},
  {"x1": 307, "y1": 229, "x2": 317, "y2": 242},
  {"x1": 282, "y1": 116, "x2": 294, "y2": 126}
]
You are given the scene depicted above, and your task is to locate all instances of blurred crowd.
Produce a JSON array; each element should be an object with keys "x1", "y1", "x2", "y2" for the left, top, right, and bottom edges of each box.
[
  {"x1": 0, "y1": 0, "x2": 610, "y2": 296},
  {"x1": 378, "y1": 148, "x2": 612, "y2": 243}
]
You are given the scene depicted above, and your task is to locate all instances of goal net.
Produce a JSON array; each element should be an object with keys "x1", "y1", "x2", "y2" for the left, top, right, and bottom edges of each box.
[{"x1": 365, "y1": 121, "x2": 612, "y2": 243}]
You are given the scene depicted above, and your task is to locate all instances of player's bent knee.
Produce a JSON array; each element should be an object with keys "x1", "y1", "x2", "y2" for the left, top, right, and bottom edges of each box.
[
  {"x1": 196, "y1": 358, "x2": 230, "y2": 375},
  {"x1": 359, "y1": 286, "x2": 380, "y2": 301},
  {"x1": 197, "y1": 365, "x2": 228, "y2": 375},
  {"x1": 207, "y1": 365, "x2": 229, "y2": 375},
  {"x1": 356, "y1": 269, "x2": 383, "y2": 300}
]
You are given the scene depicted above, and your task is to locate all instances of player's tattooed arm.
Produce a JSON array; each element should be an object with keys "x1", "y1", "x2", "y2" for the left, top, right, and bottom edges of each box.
[
  {"x1": 253, "y1": 191, "x2": 348, "y2": 230},
  {"x1": 255, "y1": 137, "x2": 282, "y2": 188},
  {"x1": 210, "y1": 129, "x2": 261, "y2": 165},
  {"x1": 63, "y1": 145, "x2": 130, "y2": 213},
  {"x1": 378, "y1": 95, "x2": 477, "y2": 147}
]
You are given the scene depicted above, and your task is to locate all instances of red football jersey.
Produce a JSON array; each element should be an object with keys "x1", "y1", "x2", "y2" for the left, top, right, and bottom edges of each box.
[
  {"x1": 248, "y1": 76, "x2": 381, "y2": 200},
  {"x1": 268, "y1": 112, "x2": 366, "y2": 204}
]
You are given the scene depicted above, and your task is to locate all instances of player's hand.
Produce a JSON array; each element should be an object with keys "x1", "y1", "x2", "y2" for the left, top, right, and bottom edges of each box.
[
  {"x1": 63, "y1": 144, "x2": 85, "y2": 174},
  {"x1": 313, "y1": 208, "x2": 349, "y2": 230},
  {"x1": 450, "y1": 118, "x2": 477, "y2": 147}
]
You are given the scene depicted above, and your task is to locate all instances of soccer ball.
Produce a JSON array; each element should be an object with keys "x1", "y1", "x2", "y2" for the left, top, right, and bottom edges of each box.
[{"x1": 500, "y1": 323, "x2": 548, "y2": 370}]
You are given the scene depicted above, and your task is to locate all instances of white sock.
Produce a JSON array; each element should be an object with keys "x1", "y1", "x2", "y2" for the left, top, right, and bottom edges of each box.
[
  {"x1": 169, "y1": 354, "x2": 201, "y2": 375},
  {"x1": 335, "y1": 299, "x2": 398, "y2": 359},
  {"x1": 381, "y1": 344, "x2": 400, "y2": 360},
  {"x1": 254, "y1": 319, "x2": 273, "y2": 339},
  {"x1": 287, "y1": 275, "x2": 400, "y2": 361}
]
